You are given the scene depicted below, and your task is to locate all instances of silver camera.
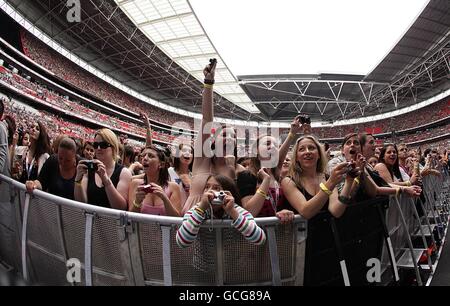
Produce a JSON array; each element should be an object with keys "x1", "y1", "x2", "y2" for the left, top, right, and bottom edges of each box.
[{"x1": 211, "y1": 191, "x2": 226, "y2": 205}]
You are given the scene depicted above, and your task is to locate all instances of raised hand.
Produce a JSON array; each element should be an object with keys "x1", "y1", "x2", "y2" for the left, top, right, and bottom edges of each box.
[{"x1": 203, "y1": 59, "x2": 217, "y2": 82}]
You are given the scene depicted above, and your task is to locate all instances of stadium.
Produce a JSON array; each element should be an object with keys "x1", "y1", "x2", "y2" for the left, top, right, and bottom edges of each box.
[{"x1": 0, "y1": 0, "x2": 449, "y2": 289}]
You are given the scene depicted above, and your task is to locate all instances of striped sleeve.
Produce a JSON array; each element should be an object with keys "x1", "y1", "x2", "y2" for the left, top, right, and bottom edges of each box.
[
  {"x1": 231, "y1": 205, "x2": 266, "y2": 246},
  {"x1": 176, "y1": 206, "x2": 206, "y2": 248}
]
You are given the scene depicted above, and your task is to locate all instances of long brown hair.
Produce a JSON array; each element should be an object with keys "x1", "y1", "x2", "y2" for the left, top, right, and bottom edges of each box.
[
  {"x1": 34, "y1": 121, "x2": 52, "y2": 159},
  {"x1": 143, "y1": 145, "x2": 170, "y2": 188},
  {"x1": 249, "y1": 134, "x2": 278, "y2": 180},
  {"x1": 287, "y1": 135, "x2": 328, "y2": 188}
]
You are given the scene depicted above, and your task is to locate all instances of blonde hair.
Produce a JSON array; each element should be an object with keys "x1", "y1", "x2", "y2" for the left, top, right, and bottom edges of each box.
[
  {"x1": 287, "y1": 135, "x2": 328, "y2": 187},
  {"x1": 95, "y1": 128, "x2": 119, "y2": 162}
]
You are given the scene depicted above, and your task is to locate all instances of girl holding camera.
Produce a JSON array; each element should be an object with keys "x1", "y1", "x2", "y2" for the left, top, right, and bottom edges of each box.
[
  {"x1": 128, "y1": 144, "x2": 182, "y2": 217},
  {"x1": 176, "y1": 174, "x2": 266, "y2": 248},
  {"x1": 74, "y1": 128, "x2": 132, "y2": 210}
]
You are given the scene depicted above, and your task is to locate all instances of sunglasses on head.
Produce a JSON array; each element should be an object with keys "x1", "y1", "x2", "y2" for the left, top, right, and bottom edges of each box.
[{"x1": 93, "y1": 141, "x2": 112, "y2": 149}]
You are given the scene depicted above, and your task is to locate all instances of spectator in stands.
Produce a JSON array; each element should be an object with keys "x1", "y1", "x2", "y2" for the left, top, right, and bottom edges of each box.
[
  {"x1": 19, "y1": 121, "x2": 51, "y2": 183},
  {"x1": 51, "y1": 134, "x2": 65, "y2": 154},
  {"x1": 237, "y1": 157, "x2": 251, "y2": 170},
  {"x1": 397, "y1": 143, "x2": 410, "y2": 176},
  {"x1": 168, "y1": 143, "x2": 193, "y2": 207},
  {"x1": 280, "y1": 135, "x2": 353, "y2": 286},
  {"x1": 122, "y1": 145, "x2": 135, "y2": 168},
  {"x1": 25, "y1": 137, "x2": 78, "y2": 200},
  {"x1": 176, "y1": 174, "x2": 266, "y2": 248},
  {"x1": 326, "y1": 133, "x2": 377, "y2": 203},
  {"x1": 4, "y1": 115, "x2": 16, "y2": 171},
  {"x1": 237, "y1": 120, "x2": 302, "y2": 218},
  {"x1": 375, "y1": 144, "x2": 419, "y2": 187},
  {"x1": 182, "y1": 61, "x2": 243, "y2": 214},
  {"x1": 279, "y1": 152, "x2": 292, "y2": 182},
  {"x1": 360, "y1": 134, "x2": 421, "y2": 197},
  {"x1": 74, "y1": 128, "x2": 131, "y2": 210},
  {"x1": 82, "y1": 141, "x2": 95, "y2": 160},
  {"x1": 128, "y1": 144, "x2": 181, "y2": 216},
  {"x1": 368, "y1": 156, "x2": 378, "y2": 168},
  {"x1": 0, "y1": 99, "x2": 11, "y2": 178},
  {"x1": 281, "y1": 135, "x2": 353, "y2": 218}
]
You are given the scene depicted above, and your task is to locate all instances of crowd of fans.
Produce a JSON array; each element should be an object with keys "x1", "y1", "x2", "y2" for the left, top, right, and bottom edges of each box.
[
  {"x1": 20, "y1": 30, "x2": 194, "y2": 128},
  {"x1": 1, "y1": 58, "x2": 448, "y2": 286},
  {"x1": 20, "y1": 30, "x2": 449, "y2": 140},
  {"x1": 0, "y1": 66, "x2": 191, "y2": 144}
]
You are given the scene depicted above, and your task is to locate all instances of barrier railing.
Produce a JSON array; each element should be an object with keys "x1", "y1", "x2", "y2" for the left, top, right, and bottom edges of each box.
[
  {"x1": 0, "y1": 174, "x2": 306, "y2": 286},
  {"x1": 0, "y1": 172, "x2": 448, "y2": 286}
]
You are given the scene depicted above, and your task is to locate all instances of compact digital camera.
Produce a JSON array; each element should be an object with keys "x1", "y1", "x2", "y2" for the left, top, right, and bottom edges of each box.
[
  {"x1": 211, "y1": 191, "x2": 226, "y2": 205},
  {"x1": 296, "y1": 114, "x2": 311, "y2": 125},
  {"x1": 346, "y1": 162, "x2": 359, "y2": 178},
  {"x1": 139, "y1": 184, "x2": 154, "y2": 194},
  {"x1": 83, "y1": 160, "x2": 98, "y2": 172}
]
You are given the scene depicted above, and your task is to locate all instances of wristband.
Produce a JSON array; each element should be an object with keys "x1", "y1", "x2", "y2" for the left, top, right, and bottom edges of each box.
[
  {"x1": 319, "y1": 182, "x2": 332, "y2": 196},
  {"x1": 133, "y1": 200, "x2": 142, "y2": 209}
]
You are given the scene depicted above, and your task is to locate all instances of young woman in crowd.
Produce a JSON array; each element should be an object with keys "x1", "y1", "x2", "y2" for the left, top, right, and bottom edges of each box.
[
  {"x1": 326, "y1": 133, "x2": 377, "y2": 203},
  {"x1": 280, "y1": 135, "x2": 354, "y2": 285},
  {"x1": 176, "y1": 174, "x2": 266, "y2": 248},
  {"x1": 128, "y1": 144, "x2": 181, "y2": 216},
  {"x1": 74, "y1": 128, "x2": 131, "y2": 210},
  {"x1": 360, "y1": 134, "x2": 422, "y2": 197},
  {"x1": 19, "y1": 121, "x2": 51, "y2": 183},
  {"x1": 168, "y1": 143, "x2": 193, "y2": 207},
  {"x1": 182, "y1": 60, "x2": 246, "y2": 214},
  {"x1": 82, "y1": 141, "x2": 95, "y2": 160},
  {"x1": 237, "y1": 121, "x2": 303, "y2": 218},
  {"x1": 25, "y1": 137, "x2": 78, "y2": 200},
  {"x1": 375, "y1": 144, "x2": 419, "y2": 187}
]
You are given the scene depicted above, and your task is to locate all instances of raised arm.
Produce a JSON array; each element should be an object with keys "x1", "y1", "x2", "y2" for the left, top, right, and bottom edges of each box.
[
  {"x1": 278, "y1": 117, "x2": 302, "y2": 170},
  {"x1": 193, "y1": 60, "x2": 217, "y2": 174},
  {"x1": 141, "y1": 113, "x2": 152, "y2": 146}
]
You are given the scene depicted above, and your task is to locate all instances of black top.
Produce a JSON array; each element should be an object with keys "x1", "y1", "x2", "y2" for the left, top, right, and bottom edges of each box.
[
  {"x1": 37, "y1": 154, "x2": 78, "y2": 200},
  {"x1": 283, "y1": 180, "x2": 341, "y2": 286},
  {"x1": 237, "y1": 170, "x2": 283, "y2": 217},
  {"x1": 87, "y1": 162, "x2": 124, "y2": 208},
  {"x1": 237, "y1": 170, "x2": 257, "y2": 198}
]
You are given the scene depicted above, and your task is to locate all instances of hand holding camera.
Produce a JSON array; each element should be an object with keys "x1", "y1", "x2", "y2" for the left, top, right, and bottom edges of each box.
[
  {"x1": 328, "y1": 162, "x2": 351, "y2": 187},
  {"x1": 346, "y1": 160, "x2": 360, "y2": 178},
  {"x1": 211, "y1": 191, "x2": 226, "y2": 205},
  {"x1": 203, "y1": 58, "x2": 217, "y2": 83},
  {"x1": 82, "y1": 160, "x2": 99, "y2": 172},
  {"x1": 296, "y1": 114, "x2": 311, "y2": 125},
  {"x1": 138, "y1": 184, "x2": 154, "y2": 194}
]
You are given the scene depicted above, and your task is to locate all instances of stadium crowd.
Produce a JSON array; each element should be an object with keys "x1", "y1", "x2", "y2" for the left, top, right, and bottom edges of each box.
[
  {"x1": 20, "y1": 30, "x2": 449, "y2": 139},
  {"x1": 1, "y1": 36, "x2": 449, "y2": 285}
]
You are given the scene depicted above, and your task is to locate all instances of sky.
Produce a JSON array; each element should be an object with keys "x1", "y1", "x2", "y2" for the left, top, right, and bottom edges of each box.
[{"x1": 189, "y1": 0, "x2": 429, "y2": 76}]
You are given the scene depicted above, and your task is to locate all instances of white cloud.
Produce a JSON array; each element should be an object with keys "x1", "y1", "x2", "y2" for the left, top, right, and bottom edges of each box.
[{"x1": 189, "y1": 0, "x2": 429, "y2": 76}]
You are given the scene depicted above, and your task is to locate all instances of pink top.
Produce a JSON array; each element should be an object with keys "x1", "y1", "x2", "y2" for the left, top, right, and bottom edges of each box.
[{"x1": 140, "y1": 186, "x2": 172, "y2": 216}]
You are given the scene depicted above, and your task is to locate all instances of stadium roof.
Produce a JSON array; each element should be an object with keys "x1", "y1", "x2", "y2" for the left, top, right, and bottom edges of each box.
[
  {"x1": 2, "y1": 0, "x2": 449, "y2": 123},
  {"x1": 239, "y1": 0, "x2": 450, "y2": 121},
  {"x1": 114, "y1": 0, "x2": 259, "y2": 114},
  {"x1": 2, "y1": 0, "x2": 262, "y2": 121}
]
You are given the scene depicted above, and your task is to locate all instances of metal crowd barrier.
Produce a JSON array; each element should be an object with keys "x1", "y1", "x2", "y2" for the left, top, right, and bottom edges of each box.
[
  {"x1": 379, "y1": 172, "x2": 450, "y2": 286},
  {"x1": 0, "y1": 171, "x2": 448, "y2": 286},
  {"x1": 0, "y1": 174, "x2": 307, "y2": 286}
]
